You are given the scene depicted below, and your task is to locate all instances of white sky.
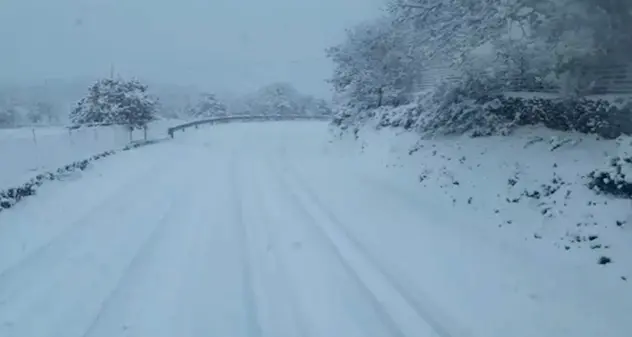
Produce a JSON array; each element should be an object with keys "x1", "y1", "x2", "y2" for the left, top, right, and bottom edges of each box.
[{"x1": 0, "y1": 0, "x2": 383, "y2": 97}]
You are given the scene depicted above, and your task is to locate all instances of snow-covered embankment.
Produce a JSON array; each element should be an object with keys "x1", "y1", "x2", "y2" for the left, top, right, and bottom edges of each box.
[{"x1": 335, "y1": 125, "x2": 632, "y2": 279}]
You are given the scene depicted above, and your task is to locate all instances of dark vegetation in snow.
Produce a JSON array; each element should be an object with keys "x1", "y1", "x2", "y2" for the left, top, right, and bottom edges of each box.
[
  {"x1": 588, "y1": 156, "x2": 632, "y2": 199},
  {"x1": 0, "y1": 140, "x2": 160, "y2": 213},
  {"x1": 598, "y1": 256, "x2": 612, "y2": 265},
  {"x1": 370, "y1": 92, "x2": 632, "y2": 140},
  {"x1": 332, "y1": 80, "x2": 632, "y2": 141}
]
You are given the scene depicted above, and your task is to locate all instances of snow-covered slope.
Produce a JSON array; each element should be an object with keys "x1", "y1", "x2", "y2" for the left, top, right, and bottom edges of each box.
[
  {"x1": 0, "y1": 119, "x2": 182, "y2": 190},
  {"x1": 334, "y1": 125, "x2": 632, "y2": 277}
]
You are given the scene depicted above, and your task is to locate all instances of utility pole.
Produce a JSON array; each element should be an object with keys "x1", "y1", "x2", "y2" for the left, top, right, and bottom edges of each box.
[{"x1": 110, "y1": 64, "x2": 115, "y2": 79}]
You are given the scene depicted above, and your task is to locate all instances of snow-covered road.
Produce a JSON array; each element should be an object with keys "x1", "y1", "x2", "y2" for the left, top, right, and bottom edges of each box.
[{"x1": 0, "y1": 121, "x2": 629, "y2": 337}]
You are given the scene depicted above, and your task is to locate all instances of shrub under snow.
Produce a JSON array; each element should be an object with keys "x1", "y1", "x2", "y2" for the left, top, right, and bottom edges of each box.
[
  {"x1": 367, "y1": 77, "x2": 632, "y2": 140},
  {"x1": 589, "y1": 136, "x2": 632, "y2": 198}
]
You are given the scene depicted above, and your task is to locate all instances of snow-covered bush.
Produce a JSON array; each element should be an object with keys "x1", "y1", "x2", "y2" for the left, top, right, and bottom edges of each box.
[
  {"x1": 407, "y1": 76, "x2": 515, "y2": 137},
  {"x1": 588, "y1": 136, "x2": 632, "y2": 198},
  {"x1": 351, "y1": 73, "x2": 632, "y2": 139}
]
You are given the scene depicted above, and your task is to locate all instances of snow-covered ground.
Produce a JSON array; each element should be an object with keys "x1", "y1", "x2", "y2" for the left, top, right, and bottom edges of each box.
[
  {"x1": 339, "y1": 125, "x2": 632, "y2": 272},
  {"x1": 0, "y1": 121, "x2": 629, "y2": 337},
  {"x1": 0, "y1": 119, "x2": 182, "y2": 190}
]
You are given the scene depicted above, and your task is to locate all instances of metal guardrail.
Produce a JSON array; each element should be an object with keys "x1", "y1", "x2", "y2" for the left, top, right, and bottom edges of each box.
[{"x1": 167, "y1": 114, "x2": 331, "y2": 138}]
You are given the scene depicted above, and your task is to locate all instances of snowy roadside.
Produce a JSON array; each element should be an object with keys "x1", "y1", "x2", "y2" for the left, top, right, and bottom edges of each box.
[
  {"x1": 0, "y1": 119, "x2": 185, "y2": 213},
  {"x1": 331, "y1": 125, "x2": 632, "y2": 281},
  {"x1": 0, "y1": 139, "x2": 168, "y2": 214},
  {"x1": 0, "y1": 119, "x2": 183, "y2": 191}
]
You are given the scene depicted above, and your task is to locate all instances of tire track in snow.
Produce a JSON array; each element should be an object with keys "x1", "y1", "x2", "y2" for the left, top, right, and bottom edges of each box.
[
  {"x1": 250, "y1": 158, "x2": 312, "y2": 337},
  {"x1": 78, "y1": 151, "x2": 217, "y2": 337},
  {"x1": 0, "y1": 156, "x2": 199, "y2": 337},
  {"x1": 0, "y1": 145, "x2": 223, "y2": 336},
  {"x1": 0, "y1": 154, "x2": 169, "y2": 280},
  {"x1": 229, "y1": 150, "x2": 263, "y2": 337},
  {"x1": 269, "y1": 163, "x2": 407, "y2": 337},
  {"x1": 281, "y1": 164, "x2": 463, "y2": 337},
  {"x1": 0, "y1": 157, "x2": 180, "y2": 320},
  {"x1": 79, "y1": 198, "x2": 184, "y2": 337}
]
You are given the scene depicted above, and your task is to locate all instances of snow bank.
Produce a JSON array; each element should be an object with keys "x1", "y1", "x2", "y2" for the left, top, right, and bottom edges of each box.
[
  {"x1": 0, "y1": 119, "x2": 182, "y2": 190},
  {"x1": 334, "y1": 125, "x2": 632, "y2": 278}
]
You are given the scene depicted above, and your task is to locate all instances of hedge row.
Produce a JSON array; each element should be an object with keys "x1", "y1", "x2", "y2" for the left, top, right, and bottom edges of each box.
[
  {"x1": 482, "y1": 95, "x2": 632, "y2": 139},
  {"x1": 588, "y1": 160, "x2": 632, "y2": 198},
  {"x1": 368, "y1": 89, "x2": 632, "y2": 140},
  {"x1": 588, "y1": 136, "x2": 632, "y2": 199}
]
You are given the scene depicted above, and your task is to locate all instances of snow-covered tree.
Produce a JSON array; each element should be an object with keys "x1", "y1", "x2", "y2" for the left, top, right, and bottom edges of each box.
[
  {"x1": 387, "y1": 0, "x2": 515, "y2": 66},
  {"x1": 189, "y1": 93, "x2": 227, "y2": 119},
  {"x1": 313, "y1": 99, "x2": 333, "y2": 117},
  {"x1": 34, "y1": 101, "x2": 57, "y2": 124},
  {"x1": 228, "y1": 83, "x2": 330, "y2": 118},
  {"x1": 115, "y1": 80, "x2": 158, "y2": 129},
  {"x1": 237, "y1": 83, "x2": 331, "y2": 117},
  {"x1": 242, "y1": 83, "x2": 299, "y2": 116},
  {"x1": 0, "y1": 98, "x2": 30, "y2": 127},
  {"x1": 70, "y1": 79, "x2": 118, "y2": 125},
  {"x1": 70, "y1": 78, "x2": 157, "y2": 129},
  {"x1": 332, "y1": 16, "x2": 426, "y2": 108},
  {"x1": 0, "y1": 106, "x2": 16, "y2": 127},
  {"x1": 328, "y1": 0, "x2": 632, "y2": 137},
  {"x1": 297, "y1": 96, "x2": 333, "y2": 117}
]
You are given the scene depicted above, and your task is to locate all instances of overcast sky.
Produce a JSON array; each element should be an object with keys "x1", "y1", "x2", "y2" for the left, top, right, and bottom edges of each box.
[{"x1": 0, "y1": 0, "x2": 383, "y2": 97}]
